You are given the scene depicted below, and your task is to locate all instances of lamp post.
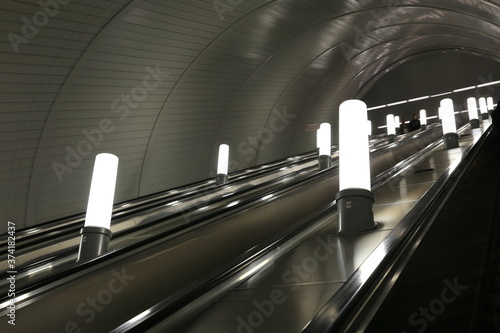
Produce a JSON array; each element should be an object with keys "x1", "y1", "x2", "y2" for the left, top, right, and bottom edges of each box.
[
  {"x1": 216, "y1": 144, "x2": 229, "y2": 185},
  {"x1": 440, "y1": 98, "x2": 459, "y2": 149},
  {"x1": 317, "y1": 123, "x2": 332, "y2": 170},
  {"x1": 466, "y1": 97, "x2": 480, "y2": 129},
  {"x1": 386, "y1": 114, "x2": 396, "y2": 142},
  {"x1": 77, "y1": 153, "x2": 119, "y2": 263},
  {"x1": 420, "y1": 109, "x2": 427, "y2": 130},
  {"x1": 487, "y1": 97, "x2": 494, "y2": 115},
  {"x1": 336, "y1": 100, "x2": 376, "y2": 234},
  {"x1": 479, "y1": 97, "x2": 488, "y2": 120}
]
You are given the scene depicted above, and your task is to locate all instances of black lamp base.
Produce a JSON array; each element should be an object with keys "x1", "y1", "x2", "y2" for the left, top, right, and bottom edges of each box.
[
  {"x1": 470, "y1": 119, "x2": 480, "y2": 129},
  {"x1": 77, "y1": 226, "x2": 112, "y2": 263},
  {"x1": 336, "y1": 188, "x2": 376, "y2": 234},
  {"x1": 443, "y1": 133, "x2": 459, "y2": 150},
  {"x1": 216, "y1": 173, "x2": 228, "y2": 185},
  {"x1": 318, "y1": 155, "x2": 332, "y2": 170}
]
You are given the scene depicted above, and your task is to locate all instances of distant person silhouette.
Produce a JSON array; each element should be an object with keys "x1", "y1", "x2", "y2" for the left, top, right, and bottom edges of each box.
[{"x1": 408, "y1": 113, "x2": 421, "y2": 132}]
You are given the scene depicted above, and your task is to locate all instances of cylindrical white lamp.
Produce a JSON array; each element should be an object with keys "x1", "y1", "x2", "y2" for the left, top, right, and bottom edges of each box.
[
  {"x1": 487, "y1": 97, "x2": 494, "y2": 115},
  {"x1": 318, "y1": 123, "x2": 332, "y2": 170},
  {"x1": 77, "y1": 153, "x2": 119, "y2": 263},
  {"x1": 479, "y1": 97, "x2": 488, "y2": 119},
  {"x1": 336, "y1": 100, "x2": 376, "y2": 234},
  {"x1": 419, "y1": 109, "x2": 427, "y2": 130},
  {"x1": 386, "y1": 114, "x2": 396, "y2": 142},
  {"x1": 316, "y1": 127, "x2": 321, "y2": 149},
  {"x1": 466, "y1": 97, "x2": 480, "y2": 129},
  {"x1": 440, "y1": 98, "x2": 459, "y2": 149},
  {"x1": 394, "y1": 116, "x2": 400, "y2": 132},
  {"x1": 216, "y1": 144, "x2": 229, "y2": 185},
  {"x1": 367, "y1": 120, "x2": 372, "y2": 139}
]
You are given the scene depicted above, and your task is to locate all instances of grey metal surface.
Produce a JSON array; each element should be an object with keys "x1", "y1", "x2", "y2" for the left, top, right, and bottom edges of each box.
[
  {"x1": 0, "y1": 124, "x2": 444, "y2": 292},
  {"x1": 2, "y1": 0, "x2": 500, "y2": 232},
  {"x1": 0, "y1": 124, "x2": 465, "y2": 332},
  {"x1": 167, "y1": 124, "x2": 488, "y2": 333}
]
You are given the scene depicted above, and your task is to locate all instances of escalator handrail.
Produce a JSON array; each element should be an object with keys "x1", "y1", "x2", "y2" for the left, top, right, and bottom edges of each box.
[{"x1": 302, "y1": 124, "x2": 493, "y2": 333}]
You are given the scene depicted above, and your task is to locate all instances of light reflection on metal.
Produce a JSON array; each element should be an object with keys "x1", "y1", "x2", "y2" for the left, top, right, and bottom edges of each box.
[
  {"x1": 358, "y1": 242, "x2": 388, "y2": 283},
  {"x1": 227, "y1": 200, "x2": 239, "y2": 208},
  {"x1": 0, "y1": 293, "x2": 29, "y2": 309},
  {"x1": 261, "y1": 194, "x2": 274, "y2": 201},
  {"x1": 237, "y1": 259, "x2": 270, "y2": 282},
  {"x1": 128, "y1": 309, "x2": 152, "y2": 324},
  {"x1": 26, "y1": 263, "x2": 53, "y2": 276}
]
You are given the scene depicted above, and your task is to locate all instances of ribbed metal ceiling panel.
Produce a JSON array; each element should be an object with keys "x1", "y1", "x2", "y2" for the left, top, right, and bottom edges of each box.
[
  {"x1": 2, "y1": 0, "x2": 500, "y2": 230},
  {"x1": 1, "y1": 0, "x2": 131, "y2": 226}
]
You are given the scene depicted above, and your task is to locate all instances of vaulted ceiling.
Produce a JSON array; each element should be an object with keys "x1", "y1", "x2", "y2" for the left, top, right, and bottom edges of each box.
[{"x1": 2, "y1": 0, "x2": 500, "y2": 229}]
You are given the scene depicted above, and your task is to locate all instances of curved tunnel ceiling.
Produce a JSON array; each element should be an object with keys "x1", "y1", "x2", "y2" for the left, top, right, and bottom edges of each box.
[{"x1": 2, "y1": 0, "x2": 500, "y2": 228}]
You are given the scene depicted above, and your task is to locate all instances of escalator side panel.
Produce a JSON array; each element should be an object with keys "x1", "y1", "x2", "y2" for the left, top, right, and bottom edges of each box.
[{"x1": 364, "y1": 136, "x2": 500, "y2": 333}]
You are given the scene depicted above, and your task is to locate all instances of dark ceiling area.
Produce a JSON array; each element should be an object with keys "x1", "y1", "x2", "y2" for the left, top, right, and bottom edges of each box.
[{"x1": 2, "y1": 0, "x2": 500, "y2": 231}]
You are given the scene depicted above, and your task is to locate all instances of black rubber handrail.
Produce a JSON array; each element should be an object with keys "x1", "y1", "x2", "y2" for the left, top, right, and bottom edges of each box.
[{"x1": 302, "y1": 124, "x2": 493, "y2": 333}]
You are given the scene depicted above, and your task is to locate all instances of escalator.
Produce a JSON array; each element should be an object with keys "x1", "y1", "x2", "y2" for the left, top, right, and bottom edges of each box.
[
  {"x1": 303, "y1": 123, "x2": 500, "y2": 333},
  {"x1": 340, "y1": 124, "x2": 500, "y2": 333},
  {"x1": 0, "y1": 123, "x2": 454, "y2": 332},
  {"x1": 120, "y1": 122, "x2": 491, "y2": 333},
  {"x1": 0, "y1": 123, "x2": 445, "y2": 297}
]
